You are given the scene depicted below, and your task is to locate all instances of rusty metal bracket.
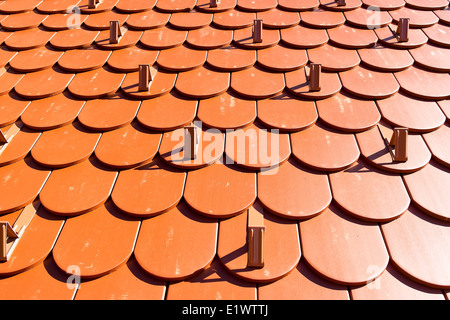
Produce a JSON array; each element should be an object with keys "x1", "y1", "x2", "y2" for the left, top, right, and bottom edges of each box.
[
  {"x1": 138, "y1": 64, "x2": 157, "y2": 91},
  {"x1": 378, "y1": 125, "x2": 409, "y2": 162},
  {"x1": 247, "y1": 206, "x2": 265, "y2": 268},
  {"x1": 0, "y1": 121, "x2": 23, "y2": 156},
  {"x1": 336, "y1": 0, "x2": 346, "y2": 6},
  {"x1": 88, "y1": 0, "x2": 100, "y2": 9},
  {"x1": 252, "y1": 19, "x2": 263, "y2": 43},
  {"x1": 305, "y1": 63, "x2": 321, "y2": 92},
  {"x1": 210, "y1": 0, "x2": 220, "y2": 7},
  {"x1": 184, "y1": 125, "x2": 199, "y2": 160},
  {"x1": 110, "y1": 20, "x2": 123, "y2": 44},
  {"x1": 394, "y1": 18, "x2": 410, "y2": 42},
  {"x1": 1, "y1": 201, "x2": 39, "y2": 262}
]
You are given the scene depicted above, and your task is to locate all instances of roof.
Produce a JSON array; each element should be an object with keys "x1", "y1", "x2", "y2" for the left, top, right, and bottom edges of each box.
[{"x1": 0, "y1": 0, "x2": 449, "y2": 301}]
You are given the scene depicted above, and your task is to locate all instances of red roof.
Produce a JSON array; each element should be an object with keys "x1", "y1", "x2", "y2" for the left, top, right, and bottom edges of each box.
[{"x1": 0, "y1": 0, "x2": 450, "y2": 301}]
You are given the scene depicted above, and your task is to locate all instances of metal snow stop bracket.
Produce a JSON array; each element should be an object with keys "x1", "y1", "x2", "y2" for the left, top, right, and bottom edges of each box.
[{"x1": 1, "y1": 201, "x2": 39, "y2": 262}]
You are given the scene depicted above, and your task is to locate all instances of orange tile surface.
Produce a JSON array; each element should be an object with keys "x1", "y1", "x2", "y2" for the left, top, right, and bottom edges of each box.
[{"x1": 0, "y1": 0, "x2": 449, "y2": 302}]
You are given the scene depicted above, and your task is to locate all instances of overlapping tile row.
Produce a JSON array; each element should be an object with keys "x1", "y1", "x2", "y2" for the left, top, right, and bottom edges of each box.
[{"x1": 0, "y1": 0, "x2": 449, "y2": 300}]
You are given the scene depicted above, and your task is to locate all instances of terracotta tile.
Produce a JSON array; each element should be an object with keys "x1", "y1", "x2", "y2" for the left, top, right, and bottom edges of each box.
[
  {"x1": 0, "y1": 93, "x2": 30, "y2": 127},
  {"x1": 0, "y1": 68, "x2": 24, "y2": 96},
  {"x1": 83, "y1": 10, "x2": 129, "y2": 30},
  {"x1": 330, "y1": 159, "x2": 411, "y2": 222},
  {"x1": 300, "y1": 204, "x2": 389, "y2": 285},
  {"x1": 58, "y1": 47, "x2": 111, "y2": 72},
  {"x1": 381, "y1": 205, "x2": 450, "y2": 288},
  {"x1": 167, "y1": 258, "x2": 256, "y2": 300},
  {"x1": 438, "y1": 100, "x2": 450, "y2": 120},
  {"x1": 9, "y1": 46, "x2": 64, "y2": 73},
  {"x1": 206, "y1": 45, "x2": 256, "y2": 71},
  {"x1": 176, "y1": 66, "x2": 229, "y2": 98},
  {"x1": 402, "y1": 160, "x2": 450, "y2": 221},
  {"x1": 14, "y1": 67, "x2": 74, "y2": 99},
  {"x1": 278, "y1": 0, "x2": 319, "y2": 11},
  {"x1": 344, "y1": 7, "x2": 392, "y2": 28},
  {"x1": 259, "y1": 259, "x2": 349, "y2": 300},
  {"x1": 376, "y1": 92, "x2": 446, "y2": 132},
  {"x1": 328, "y1": 24, "x2": 378, "y2": 49},
  {"x1": 75, "y1": 92, "x2": 140, "y2": 131},
  {"x1": 212, "y1": 9, "x2": 255, "y2": 29},
  {"x1": 134, "y1": 202, "x2": 218, "y2": 280},
  {"x1": 115, "y1": 0, "x2": 157, "y2": 12},
  {"x1": 78, "y1": 0, "x2": 119, "y2": 13},
  {"x1": 285, "y1": 68, "x2": 342, "y2": 100},
  {"x1": 31, "y1": 121, "x2": 100, "y2": 168},
  {"x1": 358, "y1": 44, "x2": 414, "y2": 72},
  {"x1": 405, "y1": 0, "x2": 449, "y2": 10},
  {"x1": 0, "y1": 30, "x2": 13, "y2": 45},
  {"x1": 307, "y1": 44, "x2": 360, "y2": 72},
  {"x1": 0, "y1": 257, "x2": 76, "y2": 300},
  {"x1": 111, "y1": 157, "x2": 185, "y2": 217},
  {"x1": 140, "y1": 26, "x2": 187, "y2": 49},
  {"x1": 225, "y1": 122, "x2": 291, "y2": 169},
  {"x1": 350, "y1": 263, "x2": 445, "y2": 300},
  {"x1": 0, "y1": 47, "x2": 17, "y2": 67},
  {"x1": 196, "y1": 0, "x2": 237, "y2": 12},
  {"x1": 39, "y1": 157, "x2": 117, "y2": 216},
  {"x1": 0, "y1": 11, "x2": 48, "y2": 31},
  {"x1": 257, "y1": 45, "x2": 307, "y2": 71},
  {"x1": 434, "y1": 9, "x2": 450, "y2": 25},
  {"x1": 319, "y1": 0, "x2": 362, "y2": 10},
  {"x1": 291, "y1": 122, "x2": 360, "y2": 172},
  {"x1": 236, "y1": 0, "x2": 277, "y2": 11},
  {"x1": 423, "y1": 123, "x2": 450, "y2": 167},
  {"x1": 280, "y1": 25, "x2": 329, "y2": 48},
  {"x1": 395, "y1": 66, "x2": 450, "y2": 101},
  {"x1": 121, "y1": 68, "x2": 176, "y2": 99},
  {"x1": 0, "y1": 203, "x2": 64, "y2": 277},
  {"x1": 41, "y1": 12, "x2": 88, "y2": 30},
  {"x1": 301, "y1": 8, "x2": 346, "y2": 29},
  {"x1": 36, "y1": 0, "x2": 82, "y2": 13},
  {"x1": 230, "y1": 66, "x2": 284, "y2": 99},
  {"x1": 5, "y1": 27, "x2": 55, "y2": 51},
  {"x1": 95, "y1": 122, "x2": 161, "y2": 169},
  {"x1": 316, "y1": 92, "x2": 380, "y2": 132},
  {"x1": 389, "y1": 7, "x2": 439, "y2": 27},
  {"x1": 125, "y1": 10, "x2": 170, "y2": 29},
  {"x1": 169, "y1": 11, "x2": 212, "y2": 30},
  {"x1": 257, "y1": 91, "x2": 317, "y2": 131},
  {"x1": 49, "y1": 27, "x2": 99, "y2": 50},
  {"x1": 53, "y1": 202, "x2": 140, "y2": 279},
  {"x1": 217, "y1": 201, "x2": 300, "y2": 283},
  {"x1": 423, "y1": 23, "x2": 450, "y2": 47},
  {"x1": 157, "y1": 45, "x2": 206, "y2": 72},
  {"x1": 136, "y1": 91, "x2": 197, "y2": 131},
  {"x1": 107, "y1": 46, "x2": 158, "y2": 72},
  {"x1": 356, "y1": 122, "x2": 431, "y2": 173},
  {"x1": 186, "y1": 25, "x2": 233, "y2": 49},
  {"x1": 234, "y1": 26, "x2": 280, "y2": 49},
  {"x1": 375, "y1": 24, "x2": 428, "y2": 49},
  {"x1": 410, "y1": 43, "x2": 450, "y2": 72},
  {"x1": 361, "y1": 0, "x2": 406, "y2": 10},
  {"x1": 184, "y1": 159, "x2": 256, "y2": 218},
  {"x1": 0, "y1": 157, "x2": 50, "y2": 214},
  {"x1": 256, "y1": 8, "x2": 300, "y2": 29},
  {"x1": 95, "y1": 29, "x2": 142, "y2": 50},
  {"x1": 258, "y1": 158, "x2": 331, "y2": 220},
  {"x1": 340, "y1": 66, "x2": 399, "y2": 99},
  {"x1": 156, "y1": 0, "x2": 197, "y2": 12},
  {"x1": 0, "y1": 127, "x2": 40, "y2": 166},
  {"x1": 197, "y1": 91, "x2": 256, "y2": 130},
  {"x1": 75, "y1": 256, "x2": 166, "y2": 300},
  {"x1": 159, "y1": 124, "x2": 224, "y2": 169},
  {"x1": 68, "y1": 67, "x2": 125, "y2": 99},
  {"x1": 0, "y1": 0, "x2": 42, "y2": 14}
]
